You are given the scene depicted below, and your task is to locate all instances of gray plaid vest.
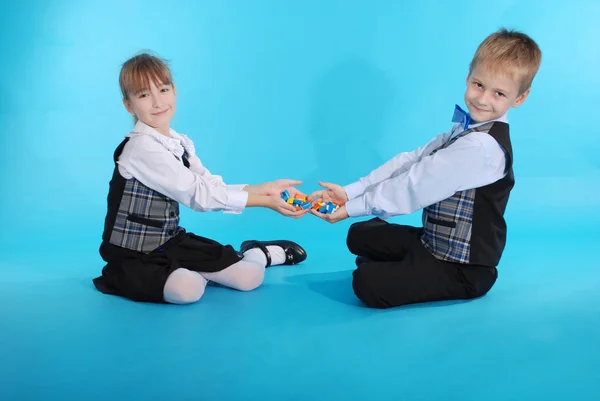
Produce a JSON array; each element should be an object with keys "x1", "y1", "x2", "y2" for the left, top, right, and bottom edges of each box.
[
  {"x1": 102, "y1": 138, "x2": 185, "y2": 254},
  {"x1": 420, "y1": 121, "x2": 513, "y2": 266}
]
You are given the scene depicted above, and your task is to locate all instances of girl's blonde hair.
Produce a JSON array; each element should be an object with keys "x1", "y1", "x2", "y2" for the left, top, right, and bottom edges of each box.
[{"x1": 119, "y1": 52, "x2": 174, "y2": 123}]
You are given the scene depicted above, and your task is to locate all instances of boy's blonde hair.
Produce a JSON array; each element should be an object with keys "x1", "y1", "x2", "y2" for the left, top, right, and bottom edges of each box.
[
  {"x1": 119, "y1": 52, "x2": 173, "y2": 101},
  {"x1": 469, "y1": 28, "x2": 542, "y2": 95}
]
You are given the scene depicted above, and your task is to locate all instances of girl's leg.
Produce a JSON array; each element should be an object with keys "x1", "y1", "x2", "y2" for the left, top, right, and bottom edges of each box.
[
  {"x1": 163, "y1": 268, "x2": 208, "y2": 304},
  {"x1": 200, "y1": 246, "x2": 287, "y2": 291}
]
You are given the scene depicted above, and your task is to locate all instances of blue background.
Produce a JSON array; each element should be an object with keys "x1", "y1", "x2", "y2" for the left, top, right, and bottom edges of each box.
[{"x1": 1, "y1": 1, "x2": 599, "y2": 400}]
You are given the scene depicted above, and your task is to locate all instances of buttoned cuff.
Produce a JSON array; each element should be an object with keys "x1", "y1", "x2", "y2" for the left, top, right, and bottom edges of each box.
[
  {"x1": 344, "y1": 181, "x2": 365, "y2": 201},
  {"x1": 345, "y1": 197, "x2": 369, "y2": 217},
  {"x1": 226, "y1": 184, "x2": 248, "y2": 192},
  {"x1": 223, "y1": 190, "x2": 248, "y2": 214}
]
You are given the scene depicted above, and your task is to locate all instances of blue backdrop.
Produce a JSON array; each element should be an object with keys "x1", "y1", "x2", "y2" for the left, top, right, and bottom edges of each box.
[
  {"x1": 2, "y1": 1, "x2": 600, "y2": 400},
  {"x1": 4, "y1": 1, "x2": 598, "y2": 274}
]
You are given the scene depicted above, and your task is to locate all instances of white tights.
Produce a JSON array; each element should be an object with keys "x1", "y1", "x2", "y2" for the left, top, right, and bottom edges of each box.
[{"x1": 163, "y1": 246, "x2": 285, "y2": 304}]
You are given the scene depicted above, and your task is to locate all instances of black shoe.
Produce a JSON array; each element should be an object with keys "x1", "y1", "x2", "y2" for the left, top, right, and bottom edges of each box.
[{"x1": 240, "y1": 240, "x2": 307, "y2": 267}]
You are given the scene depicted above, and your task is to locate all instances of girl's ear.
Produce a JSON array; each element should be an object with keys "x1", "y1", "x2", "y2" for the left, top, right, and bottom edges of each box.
[{"x1": 123, "y1": 98, "x2": 135, "y2": 115}]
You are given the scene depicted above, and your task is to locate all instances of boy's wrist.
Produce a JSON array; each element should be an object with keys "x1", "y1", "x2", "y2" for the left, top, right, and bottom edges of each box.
[{"x1": 343, "y1": 181, "x2": 365, "y2": 201}]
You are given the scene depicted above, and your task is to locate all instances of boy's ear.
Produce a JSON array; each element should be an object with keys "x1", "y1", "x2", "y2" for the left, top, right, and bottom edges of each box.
[{"x1": 513, "y1": 88, "x2": 530, "y2": 108}]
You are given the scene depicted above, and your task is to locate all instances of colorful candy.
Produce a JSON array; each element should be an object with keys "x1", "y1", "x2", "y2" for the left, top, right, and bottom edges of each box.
[{"x1": 281, "y1": 190, "x2": 339, "y2": 214}]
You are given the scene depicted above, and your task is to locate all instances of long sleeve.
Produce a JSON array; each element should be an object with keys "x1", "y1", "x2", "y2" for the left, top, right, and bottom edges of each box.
[
  {"x1": 117, "y1": 135, "x2": 248, "y2": 213},
  {"x1": 344, "y1": 131, "x2": 507, "y2": 218},
  {"x1": 343, "y1": 130, "x2": 451, "y2": 200},
  {"x1": 186, "y1": 153, "x2": 248, "y2": 193}
]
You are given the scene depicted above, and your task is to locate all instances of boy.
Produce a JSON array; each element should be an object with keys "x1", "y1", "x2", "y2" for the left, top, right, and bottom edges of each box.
[{"x1": 309, "y1": 28, "x2": 542, "y2": 308}]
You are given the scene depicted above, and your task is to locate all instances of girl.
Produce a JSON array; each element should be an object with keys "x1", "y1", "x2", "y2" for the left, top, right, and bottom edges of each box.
[{"x1": 93, "y1": 52, "x2": 308, "y2": 304}]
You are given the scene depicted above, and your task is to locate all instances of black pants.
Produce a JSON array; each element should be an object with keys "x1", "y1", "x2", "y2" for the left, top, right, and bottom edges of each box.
[{"x1": 347, "y1": 218, "x2": 498, "y2": 309}]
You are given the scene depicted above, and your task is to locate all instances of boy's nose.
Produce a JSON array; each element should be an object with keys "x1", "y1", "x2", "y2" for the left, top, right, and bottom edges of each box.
[{"x1": 478, "y1": 92, "x2": 492, "y2": 106}]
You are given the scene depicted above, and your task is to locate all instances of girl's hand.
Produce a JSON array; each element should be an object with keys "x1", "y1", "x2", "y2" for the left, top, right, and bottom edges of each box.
[
  {"x1": 246, "y1": 179, "x2": 306, "y2": 198},
  {"x1": 267, "y1": 195, "x2": 310, "y2": 218}
]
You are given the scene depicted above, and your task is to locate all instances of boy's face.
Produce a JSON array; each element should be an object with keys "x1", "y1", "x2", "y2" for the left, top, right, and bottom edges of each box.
[
  {"x1": 124, "y1": 79, "x2": 177, "y2": 136},
  {"x1": 464, "y1": 64, "x2": 529, "y2": 123}
]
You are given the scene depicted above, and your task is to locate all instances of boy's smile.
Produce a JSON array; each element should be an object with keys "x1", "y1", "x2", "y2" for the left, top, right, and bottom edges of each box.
[{"x1": 464, "y1": 64, "x2": 529, "y2": 123}]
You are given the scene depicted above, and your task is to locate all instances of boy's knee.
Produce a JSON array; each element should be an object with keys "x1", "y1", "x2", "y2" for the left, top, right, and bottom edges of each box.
[
  {"x1": 163, "y1": 269, "x2": 206, "y2": 304},
  {"x1": 346, "y1": 221, "x2": 369, "y2": 254},
  {"x1": 352, "y1": 267, "x2": 388, "y2": 309},
  {"x1": 464, "y1": 267, "x2": 498, "y2": 299},
  {"x1": 346, "y1": 218, "x2": 387, "y2": 254}
]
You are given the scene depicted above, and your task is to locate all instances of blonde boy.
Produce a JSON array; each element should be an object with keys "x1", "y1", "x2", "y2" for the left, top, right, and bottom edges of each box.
[{"x1": 310, "y1": 28, "x2": 542, "y2": 308}]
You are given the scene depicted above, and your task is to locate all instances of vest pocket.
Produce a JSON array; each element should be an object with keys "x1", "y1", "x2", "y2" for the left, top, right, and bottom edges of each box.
[
  {"x1": 427, "y1": 216, "x2": 457, "y2": 228},
  {"x1": 127, "y1": 214, "x2": 165, "y2": 228}
]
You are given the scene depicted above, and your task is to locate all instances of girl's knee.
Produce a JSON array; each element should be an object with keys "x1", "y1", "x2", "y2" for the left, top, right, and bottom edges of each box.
[
  {"x1": 163, "y1": 268, "x2": 206, "y2": 304},
  {"x1": 235, "y1": 265, "x2": 265, "y2": 291}
]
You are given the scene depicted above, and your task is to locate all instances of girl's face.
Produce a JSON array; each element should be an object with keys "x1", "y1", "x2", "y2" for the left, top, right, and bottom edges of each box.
[{"x1": 124, "y1": 79, "x2": 177, "y2": 136}]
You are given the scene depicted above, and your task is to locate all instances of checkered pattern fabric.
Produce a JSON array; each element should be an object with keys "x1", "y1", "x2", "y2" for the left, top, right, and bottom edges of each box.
[
  {"x1": 420, "y1": 122, "x2": 493, "y2": 263},
  {"x1": 108, "y1": 178, "x2": 182, "y2": 253}
]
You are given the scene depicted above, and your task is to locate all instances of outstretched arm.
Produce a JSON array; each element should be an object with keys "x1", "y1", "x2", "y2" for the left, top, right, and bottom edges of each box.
[
  {"x1": 345, "y1": 132, "x2": 507, "y2": 219},
  {"x1": 118, "y1": 136, "x2": 306, "y2": 218},
  {"x1": 343, "y1": 131, "x2": 450, "y2": 201}
]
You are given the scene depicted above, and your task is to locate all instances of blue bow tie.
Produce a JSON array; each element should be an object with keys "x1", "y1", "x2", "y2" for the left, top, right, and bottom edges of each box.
[{"x1": 451, "y1": 104, "x2": 474, "y2": 130}]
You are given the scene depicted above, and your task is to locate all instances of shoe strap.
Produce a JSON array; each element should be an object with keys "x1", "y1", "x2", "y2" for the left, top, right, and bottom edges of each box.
[{"x1": 250, "y1": 241, "x2": 271, "y2": 267}]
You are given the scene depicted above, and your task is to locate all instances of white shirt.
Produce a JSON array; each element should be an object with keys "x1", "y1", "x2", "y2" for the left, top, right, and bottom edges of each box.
[
  {"x1": 117, "y1": 121, "x2": 248, "y2": 213},
  {"x1": 344, "y1": 115, "x2": 509, "y2": 219}
]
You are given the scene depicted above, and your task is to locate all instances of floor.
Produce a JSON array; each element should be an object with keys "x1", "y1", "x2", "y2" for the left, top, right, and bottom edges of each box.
[{"x1": 1, "y1": 229, "x2": 598, "y2": 401}]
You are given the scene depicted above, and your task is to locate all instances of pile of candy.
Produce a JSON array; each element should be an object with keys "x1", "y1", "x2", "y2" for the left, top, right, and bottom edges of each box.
[{"x1": 281, "y1": 190, "x2": 340, "y2": 214}]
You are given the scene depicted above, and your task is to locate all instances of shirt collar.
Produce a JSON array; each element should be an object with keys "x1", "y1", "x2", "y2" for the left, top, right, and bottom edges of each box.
[
  {"x1": 127, "y1": 121, "x2": 186, "y2": 157},
  {"x1": 130, "y1": 120, "x2": 178, "y2": 138},
  {"x1": 451, "y1": 104, "x2": 508, "y2": 130}
]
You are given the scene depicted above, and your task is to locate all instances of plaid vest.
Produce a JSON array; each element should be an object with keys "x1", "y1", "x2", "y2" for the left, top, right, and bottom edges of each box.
[
  {"x1": 420, "y1": 121, "x2": 514, "y2": 266},
  {"x1": 101, "y1": 138, "x2": 187, "y2": 254}
]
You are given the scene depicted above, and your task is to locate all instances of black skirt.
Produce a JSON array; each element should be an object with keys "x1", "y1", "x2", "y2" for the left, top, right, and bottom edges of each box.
[{"x1": 93, "y1": 230, "x2": 243, "y2": 303}]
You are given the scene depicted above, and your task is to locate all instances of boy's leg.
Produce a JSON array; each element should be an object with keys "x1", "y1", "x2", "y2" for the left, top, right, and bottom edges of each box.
[
  {"x1": 346, "y1": 217, "x2": 422, "y2": 263},
  {"x1": 352, "y1": 233, "x2": 498, "y2": 308}
]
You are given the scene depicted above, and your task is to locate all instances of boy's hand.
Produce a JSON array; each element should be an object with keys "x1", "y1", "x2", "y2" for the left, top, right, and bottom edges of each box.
[
  {"x1": 308, "y1": 182, "x2": 348, "y2": 206},
  {"x1": 310, "y1": 204, "x2": 349, "y2": 224}
]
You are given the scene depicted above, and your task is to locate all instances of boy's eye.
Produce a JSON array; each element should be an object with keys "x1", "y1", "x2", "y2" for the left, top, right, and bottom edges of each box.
[
  {"x1": 474, "y1": 82, "x2": 483, "y2": 88},
  {"x1": 496, "y1": 91, "x2": 505, "y2": 97}
]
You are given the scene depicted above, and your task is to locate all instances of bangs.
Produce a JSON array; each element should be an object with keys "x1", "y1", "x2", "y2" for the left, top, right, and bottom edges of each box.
[
  {"x1": 120, "y1": 54, "x2": 173, "y2": 99},
  {"x1": 469, "y1": 29, "x2": 542, "y2": 94},
  {"x1": 472, "y1": 58, "x2": 531, "y2": 94}
]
